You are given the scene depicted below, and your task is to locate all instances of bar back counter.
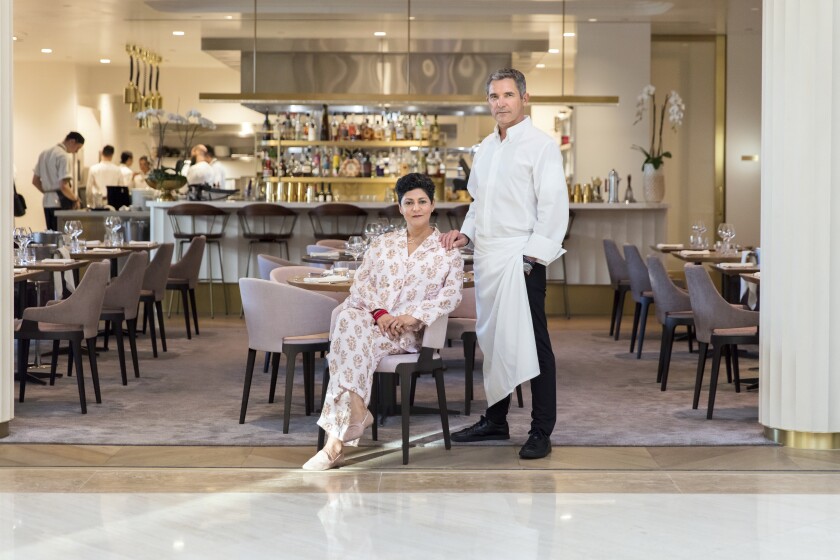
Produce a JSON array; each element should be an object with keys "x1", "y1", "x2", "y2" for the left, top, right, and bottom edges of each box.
[{"x1": 148, "y1": 201, "x2": 667, "y2": 285}]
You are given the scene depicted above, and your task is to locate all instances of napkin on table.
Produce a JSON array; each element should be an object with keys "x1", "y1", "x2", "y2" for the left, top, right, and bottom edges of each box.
[
  {"x1": 656, "y1": 243, "x2": 685, "y2": 250},
  {"x1": 85, "y1": 240, "x2": 102, "y2": 247},
  {"x1": 90, "y1": 248, "x2": 122, "y2": 253},
  {"x1": 128, "y1": 241, "x2": 155, "y2": 247},
  {"x1": 719, "y1": 262, "x2": 760, "y2": 269},
  {"x1": 303, "y1": 275, "x2": 348, "y2": 284},
  {"x1": 307, "y1": 250, "x2": 341, "y2": 258},
  {"x1": 41, "y1": 258, "x2": 75, "y2": 264},
  {"x1": 679, "y1": 250, "x2": 711, "y2": 257}
]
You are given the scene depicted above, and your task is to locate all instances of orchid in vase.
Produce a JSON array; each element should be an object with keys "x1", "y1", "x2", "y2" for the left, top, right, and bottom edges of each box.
[
  {"x1": 134, "y1": 108, "x2": 216, "y2": 185},
  {"x1": 632, "y1": 85, "x2": 685, "y2": 170}
]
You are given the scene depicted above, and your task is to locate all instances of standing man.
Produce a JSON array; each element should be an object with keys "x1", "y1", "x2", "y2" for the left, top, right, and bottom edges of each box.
[
  {"x1": 206, "y1": 145, "x2": 226, "y2": 188},
  {"x1": 33, "y1": 131, "x2": 84, "y2": 230},
  {"x1": 118, "y1": 151, "x2": 134, "y2": 187},
  {"x1": 186, "y1": 144, "x2": 216, "y2": 186},
  {"x1": 86, "y1": 144, "x2": 123, "y2": 208},
  {"x1": 133, "y1": 155, "x2": 152, "y2": 190},
  {"x1": 440, "y1": 68, "x2": 569, "y2": 459}
]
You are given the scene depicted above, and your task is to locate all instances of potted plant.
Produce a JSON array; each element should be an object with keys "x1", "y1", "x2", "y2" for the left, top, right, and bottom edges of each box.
[{"x1": 631, "y1": 85, "x2": 685, "y2": 202}]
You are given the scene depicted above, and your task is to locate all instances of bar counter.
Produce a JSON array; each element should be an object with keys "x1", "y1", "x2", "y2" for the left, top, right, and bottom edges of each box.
[{"x1": 148, "y1": 200, "x2": 667, "y2": 284}]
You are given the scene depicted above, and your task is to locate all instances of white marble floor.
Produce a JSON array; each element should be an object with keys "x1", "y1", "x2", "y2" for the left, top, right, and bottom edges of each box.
[{"x1": 2, "y1": 491, "x2": 840, "y2": 559}]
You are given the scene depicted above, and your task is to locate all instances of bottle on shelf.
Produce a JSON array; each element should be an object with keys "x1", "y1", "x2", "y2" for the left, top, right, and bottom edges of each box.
[
  {"x1": 330, "y1": 114, "x2": 339, "y2": 141},
  {"x1": 413, "y1": 114, "x2": 423, "y2": 141},
  {"x1": 262, "y1": 113, "x2": 272, "y2": 141},
  {"x1": 320, "y1": 105, "x2": 330, "y2": 141},
  {"x1": 307, "y1": 113, "x2": 317, "y2": 141},
  {"x1": 347, "y1": 113, "x2": 358, "y2": 140},
  {"x1": 430, "y1": 115, "x2": 441, "y2": 144},
  {"x1": 325, "y1": 185, "x2": 334, "y2": 202},
  {"x1": 338, "y1": 114, "x2": 348, "y2": 140},
  {"x1": 312, "y1": 148, "x2": 321, "y2": 177}
]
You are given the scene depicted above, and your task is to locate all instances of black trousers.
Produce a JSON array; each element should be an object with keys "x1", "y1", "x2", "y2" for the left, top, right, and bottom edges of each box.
[
  {"x1": 485, "y1": 263, "x2": 557, "y2": 435},
  {"x1": 44, "y1": 207, "x2": 59, "y2": 231}
]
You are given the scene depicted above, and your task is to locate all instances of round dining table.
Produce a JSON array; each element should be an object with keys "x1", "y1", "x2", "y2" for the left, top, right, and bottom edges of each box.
[{"x1": 287, "y1": 273, "x2": 476, "y2": 292}]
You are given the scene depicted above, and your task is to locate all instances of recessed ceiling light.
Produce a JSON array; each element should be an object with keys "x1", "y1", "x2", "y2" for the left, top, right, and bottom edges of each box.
[
  {"x1": 172, "y1": 31, "x2": 185, "y2": 36},
  {"x1": 409, "y1": 16, "x2": 415, "y2": 21},
  {"x1": 100, "y1": 58, "x2": 111, "y2": 64},
  {"x1": 12, "y1": 36, "x2": 17, "y2": 41},
  {"x1": 563, "y1": 32, "x2": 575, "y2": 37},
  {"x1": 548, "y1": 48, "x2": 559, "y2": 54},
  {"x1": 374, "y1": 31, "x2": 386, "y2": 37},
  {"x1": 536, "y1": 63, "x2": 546, "y2": 69},
  {"x1": 588, "y1": 18, "x2": 598, "y2": 22},
  {"x1": 41, "y1": 48, "x2": 52, "y2": 54},
  {"x1": 225, "y1": 15, "x2": 233, "y2": 19}
]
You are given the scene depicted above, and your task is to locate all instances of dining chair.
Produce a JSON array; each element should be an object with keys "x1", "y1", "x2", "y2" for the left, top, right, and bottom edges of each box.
[
  {"x1": 624, "y1": 244, "x2": 655, "y2": 358},
  {"x1": 238, "y1": 279, "x2": 338, "y2": 432},
  {"x1": 237, "y1": 203, "x2": 297, "y2": 277},
  {"x1": 685, "y1": 264, "x2": 760, "y2": 419},
  {"x1": 308, "y1": 203, "x2": 367, "y2": 240},
  {"x1": 139, "y1": 242, "x2": 174, "y2": 358},
  {"x1": 15, "y1": 261, "x2": 110, "y2": 413},
  {"x1": 318, "y1": 312, "x2": 452, "y2": 465},
  {"x1": 257, "y1": 254, "x2": 295, "y2": 280},
  {"x1": 603, "y1": 239, "x2": 631, "y2": 339},
  {"x1": 315, "y1": 239, "x2": 348, "y2": 250},
  {"x1": 167, "y1": 203, "x2": 230, "y2": 317},
  {"x1": 647, "y1": 255, "x2": 694, "y2": 391},
  {"x1": 99, "y1": 251, "x2": 148, "y2": 385},
  {"x1": 445, "y1": 287, "x2": 478, "y2": 415},
  {"x1": 166, "y1": 235, "x2": 206, "y2": 339}
]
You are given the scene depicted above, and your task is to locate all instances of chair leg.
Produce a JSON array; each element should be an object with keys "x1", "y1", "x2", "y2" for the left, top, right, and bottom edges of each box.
[
  {"x1": 269, "y1": 352, "x2": 281, "y2": 403},
  {"x1": 609, "y1": 288, "x2": 620, "y2": 336},
  {"x1": 400, "y1": 369, "x2": 412, "y2": 465},
  {"x1": 317, "y1": 362, "x2": 330, "y2": 451},
  {"x1": 127, "y1": 318, "x2": 140, "y2": 378},
  {"x1": 409, "y1": 372, "x2": 418, "y2": 406},
  {"x1": 114, "y1": 320, "x2": 128, "y2": 386},
  {"x1": 146, "y1": 301, "x2": 158, "y2": 358},
  {"x1": 49, "y1": 340, "x2": 60, "y2": 385},
  {"x1": 629, "y1": 302, "x2": 641, "y2": 353},
  {"x1": 282, "y1": 350, "x2": 298, "y2": 434},
  {"x1": 239, "y1": 348, "x2": 257, "y2": 424},
  {"x1": 614, "y1": 288, "x2": 627, "y2": 340},
  {"x1": 189, "y1": 289, "x2": 200, "y2": 336},
  {"x1": 141, "y1": 303, "x2": 148, "y2": 334},
  {"x1": 17, "y1": 338, "x2": 30, "y2": 403},
  {"x1": 561, "y1": 254, "x2": 570, "y2": 320},
  {"x1": 72, "y1": 339, "x2": 87, "y2": 414},
  {"x1": 87, "y1": 337, "x2": 102, "y2": 404},
  {"x1": 687, "y1": 324, "x2": 694, "y2": 353},
  {"x1": 434, "y1": 368, "x2": 452, "y2": 451},
  {"x1": 732, "y1": 345, "x2": 742, "y2": 392},
  {"x1": 707, "y1": 343, "x2": 724, "y2": 419},
  {"x1": 207, "y1": 244, "x2": 215, "y2": 319},
  {"x1": 656, "y1": 325, "x2": 668, "y2": 384},
  {"x1": 303, "y1": 352, "x2": 313, "y2": 416},
  {"x1": 463, "y1": 332, "x2": 476, "y2": 416},
  {"x1": 216, "y1": 241, "x2": 229, "y2": 315},
  {"x1": 660, "y1": 322, "x2": 677, "y2": 391},
  {"x1": 155, "y1": 300, "x2": 167, "y2": 352},
  {"x1": 263, "y1": 352, "x2": 271, "y2": 373},
  {"x1": 692, "y1": 342, "x2": 709, "y2": 409},
  {"x1": 103, "y1": 320, "x2": 111, "y2": 350},
  {"x1": 515, "y1": 384, "x2": 524, "y2": 408},
  {"x1": 180, "y1": 288, "x2": 191, "y2": 339},
  {"x1": 369, "y1": 373, "x2": 378, "y2": 442},
  {"x1": 724, "y1": 346, "x2": 733, "y2": 384},
  {"x1": 636, "y1": 299, "x2": 651, "y2": 359}
]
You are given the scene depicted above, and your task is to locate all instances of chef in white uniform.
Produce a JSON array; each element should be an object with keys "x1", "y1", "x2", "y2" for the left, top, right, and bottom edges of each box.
[
  {"x1": 86, "y1": 144, "x2": 124, "y2": 208},
  {"x1": 441, "y1": 68, "x2": 569, "y2": 460}
]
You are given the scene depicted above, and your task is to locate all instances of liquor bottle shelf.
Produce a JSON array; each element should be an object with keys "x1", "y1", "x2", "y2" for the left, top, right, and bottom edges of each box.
[
  {"x1": 258, "y1": 139, "x2": 440, "y2": 149},
  {"x1": 263, "y1": 176, "x2": 444, "y2": 184}
]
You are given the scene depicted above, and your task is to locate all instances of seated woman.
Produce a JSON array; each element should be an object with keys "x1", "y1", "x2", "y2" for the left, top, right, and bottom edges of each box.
[{"x1": 304, "y1": 173, "x2": 464, "y2": 471}]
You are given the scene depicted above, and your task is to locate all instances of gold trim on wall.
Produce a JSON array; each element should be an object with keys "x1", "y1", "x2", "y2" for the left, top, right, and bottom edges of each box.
[
  {"x1": 714, "y1": 35, "x2": 727, "y2": 225},
  {"x1": 764, "y1": 427, "x2": 840, "y2": 450}
]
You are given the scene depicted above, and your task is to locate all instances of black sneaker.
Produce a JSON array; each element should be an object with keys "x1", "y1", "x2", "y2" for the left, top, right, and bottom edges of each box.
[
  {"x1": 519, "y1": 429, "x2": 551, "y2": 459},
  {"x1": 450, "y1": 416, "x2": 510, "y2": 442}
]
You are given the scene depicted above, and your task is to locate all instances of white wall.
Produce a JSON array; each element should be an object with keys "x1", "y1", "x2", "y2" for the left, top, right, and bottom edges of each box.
[
  {"x1": 726, "y1": 31, "x2": 762, "y2": 247},
  {"x1": 574, "y1": 23, "x2": 651, "y2": 188}
]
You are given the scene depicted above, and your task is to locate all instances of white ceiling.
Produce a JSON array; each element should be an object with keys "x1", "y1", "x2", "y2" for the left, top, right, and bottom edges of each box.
[{"x1": 12, "y1": 0, "x2": 761, "y2": 70}]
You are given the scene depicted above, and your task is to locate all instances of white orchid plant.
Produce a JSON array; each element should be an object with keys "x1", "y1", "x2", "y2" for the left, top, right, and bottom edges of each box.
[
  {"x1": 632, "y1": 85, "x2": 685, "y2": 170},
  {"x1": 135, "y1": 108, "x2": 216, "y2": 179}
]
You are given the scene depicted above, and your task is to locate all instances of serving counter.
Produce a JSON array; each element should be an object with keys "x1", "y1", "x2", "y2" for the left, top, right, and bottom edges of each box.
[{"x1": 148, "y1": 201, "x2": 667, "y2": 284}]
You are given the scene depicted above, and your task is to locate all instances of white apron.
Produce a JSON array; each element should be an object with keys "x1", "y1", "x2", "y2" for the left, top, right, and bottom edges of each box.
[{"x1": 474, "y1": 234, "x2": 540, "y2": 406}]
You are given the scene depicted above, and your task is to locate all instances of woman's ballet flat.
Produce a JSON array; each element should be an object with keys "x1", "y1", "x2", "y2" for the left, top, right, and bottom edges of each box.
[
  {"x1": 341, "y1": 410, "x2": 374, "y2": 443},
  {"x1": 302, "y1": 450, "x2": 345, "y2": 471}
]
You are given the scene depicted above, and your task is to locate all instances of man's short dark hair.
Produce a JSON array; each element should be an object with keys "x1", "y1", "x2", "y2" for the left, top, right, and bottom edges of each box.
[
  {"x1": 139, "y1": 155, "x2": 150, "y2": 164},
  {"x1": 205, "y1": 145, "x2": 215, "y2": 157},
  {"x1": 486, "y1": 68, "x2": 527, "y2": 97},
  {"x1": 65, "y1": 131, "x2": 85, "y2": 144},
  {"x1": 120, "y1": 151, "x2": 133, "y2": 164},
  {"x1": 396, "y1": 172, "x2": 436, "y2": 203},
  {"x1": 102, "y1": 145, "x2": 115, "y2": 157}
]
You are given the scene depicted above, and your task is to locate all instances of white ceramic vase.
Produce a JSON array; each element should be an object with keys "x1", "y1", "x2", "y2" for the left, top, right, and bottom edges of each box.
[{"x1": 642, "y1": 163, "x2": 665, "y2": 203}]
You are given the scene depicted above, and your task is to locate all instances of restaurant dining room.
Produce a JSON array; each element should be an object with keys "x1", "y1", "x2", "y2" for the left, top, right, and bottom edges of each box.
[{"x1": 3, "y1": 1, "x2": 840, "y2": 558}]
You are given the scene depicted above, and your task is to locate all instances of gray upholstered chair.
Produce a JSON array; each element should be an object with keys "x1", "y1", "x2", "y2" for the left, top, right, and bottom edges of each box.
[
  {"x1": 647, "y1": 255, "x2": 694, "y2": 391},
  {"x1": 257, "y1": 254, "x2": 295, "y2": 281},
  {"x1": 140, "y1": 243, "x2": 174, "y2": 358},
  {"x1": 685, "y1": 264, "x2": 760, "y2": 419},
  {"x1": 238, "y1": 279, "x2": 338, "y2": 433},
  {"x1": 100, "y1": 251, "x2": 148, "y2": 385},
  {"x1": 603, "y1": 239, "x2": 631, "y2": 339},
  {"x1": 166, "y1": 235, "x2": 206, "y2": 339},
  {"x1": 15, "y1": 261, "x2": 111, "y2": 413},
  {"x1": 446, "y1": 287, "x2": 478, "y2": 415},
  {"x1": 623, "y1": 244, "x2": 655, "y2": 358}
]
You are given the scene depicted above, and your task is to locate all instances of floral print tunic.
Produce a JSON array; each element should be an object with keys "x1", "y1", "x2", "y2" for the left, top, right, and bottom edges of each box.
[{"x1": 317, "y1": 229, "x2": 463, "y2": 444}]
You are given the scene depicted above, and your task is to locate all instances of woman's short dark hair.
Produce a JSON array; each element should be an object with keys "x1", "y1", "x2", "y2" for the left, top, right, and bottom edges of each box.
[{"x1": 395, "y1": 172, "x2": 436, "y2": 203}]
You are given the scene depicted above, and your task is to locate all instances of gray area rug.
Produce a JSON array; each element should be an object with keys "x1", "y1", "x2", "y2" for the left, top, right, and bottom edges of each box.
[{"x1": 4, "y1": 316, "x2": 768, "y2": 446}]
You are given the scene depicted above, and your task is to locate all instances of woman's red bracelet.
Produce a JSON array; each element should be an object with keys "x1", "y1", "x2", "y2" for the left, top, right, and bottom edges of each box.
[{"x1": 372, "y1": 309, "x2": 388, "y2": 322}]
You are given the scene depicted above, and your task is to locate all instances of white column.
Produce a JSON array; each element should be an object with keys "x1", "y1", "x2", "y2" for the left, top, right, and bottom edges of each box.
[
  {"x1": 0, "y1": 0, "x2": 14, "y2": 438},
  {"x1": 760, "y1": 0, "x2": 840, "y2": 447}
]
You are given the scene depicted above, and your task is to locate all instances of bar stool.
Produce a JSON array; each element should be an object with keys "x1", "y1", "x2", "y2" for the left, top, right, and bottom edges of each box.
[
  {"x1": 167, "y1": 203, "x2": 230, "y2": 317},
  {"x1": 555, "y1": 210, "x2": 575, "y2": 319},
  {"x1": 236, "y1": 203, "x2": 297, "y2": 278},
  {"x1": 603, "y1": 239, "x2": 631, "y2": 340},
  {"x1": 308, "y1": 203, "x2": 367, "y2": 240}
]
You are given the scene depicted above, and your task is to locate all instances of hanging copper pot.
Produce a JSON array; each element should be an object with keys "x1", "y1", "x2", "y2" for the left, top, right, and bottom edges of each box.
[{"x1": 124, "y1": 46, "x2": 137, "y2": 104}]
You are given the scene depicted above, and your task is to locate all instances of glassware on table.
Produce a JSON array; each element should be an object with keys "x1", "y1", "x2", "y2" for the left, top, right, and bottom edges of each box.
[
  {"x1": 104, "y1": 216, "x2": 123, "y2": 246},
  {"x1": 346, "y1": 236, "x2": 366, "y2": 261},
  {"x1": 716, "y1": 222, "x2": 735, "y2": 254},
  {"x1": 333, "y1": 261, "x2": 350, "y2": 277},
  {"x1": 13, "y1": 227, "x2": 33, "y2": 264},
  {"x1": 69, "y1": 220, "x2": 83, "y2": 251},
  {"x1": 363, "y1": 222, "x2": 382, "y2": 245}
]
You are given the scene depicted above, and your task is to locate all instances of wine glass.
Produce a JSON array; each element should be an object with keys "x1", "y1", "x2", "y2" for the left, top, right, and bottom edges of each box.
[
  {"x1": 363, "y1": 222, "x2": 381, "y2": 245},
  {"x1": 13, "y1": 227, "x2": 32, "y2": 264},
  {"x1": 346, "y1": 236, "x2": 366, "y2": 261},
  {"x1": 63, "y1": 220, "x2": 80, "y2": 251},
  {"x1": 111, "y1": 216, "x2": 123, "y2": 245},
  {"x1": 70, "y1": 220, "x2": 84, "y2": 251},
  {"x1": 717, "y1": 223, "x2": 734, "y2": 254}
]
